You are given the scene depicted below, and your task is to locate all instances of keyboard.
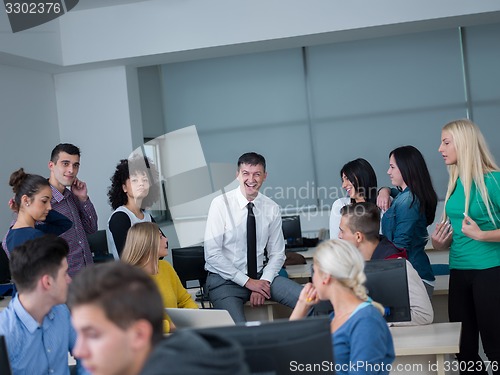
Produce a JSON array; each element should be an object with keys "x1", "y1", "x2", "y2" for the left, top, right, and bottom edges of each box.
[{"x1": 285, "y1": 247, "x2": 309, "y2": 253}]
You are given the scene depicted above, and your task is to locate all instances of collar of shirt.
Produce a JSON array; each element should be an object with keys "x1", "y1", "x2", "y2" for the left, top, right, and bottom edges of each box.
[
  {"x1": 50, "y1": 184, "x2": 69, "y2": 203},
  {"x1": 235, "y1": 187, "x2": 262, "y2": 211},
  {"x1": 12, "y1": 295, "x2": 55, "y2": 334}
]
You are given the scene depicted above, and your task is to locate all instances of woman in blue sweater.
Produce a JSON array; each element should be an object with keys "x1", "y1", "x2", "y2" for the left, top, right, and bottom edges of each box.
[
  {"x1": 379, "y1": 146, "x2": 437, "y2": 298},
  {"x1": 290, "y1": 240, "x2": 394, "y2": 375},
  {"x1": 4, "y1": 168, "x2": 72, "y2": 254}
]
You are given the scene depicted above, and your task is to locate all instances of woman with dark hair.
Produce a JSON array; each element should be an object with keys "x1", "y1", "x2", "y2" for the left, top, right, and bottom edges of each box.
[
  {"x1": 4, "y1": 168, "x2": 72, "y2": 254},
  {"x1": 329, "y1": 158, "x2": 378, "y2": 239},
  {"x1": 380, "y1": 146, "x2": 437, "y2": 297},
  {"x1": 106, "y1": 154, "x2": 161, "y2": 260}
]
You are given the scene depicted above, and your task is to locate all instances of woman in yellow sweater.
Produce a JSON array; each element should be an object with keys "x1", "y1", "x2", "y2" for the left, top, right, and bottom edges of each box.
[{"x1": 121, "y1": 222, "x2": 198, "y2": 332}]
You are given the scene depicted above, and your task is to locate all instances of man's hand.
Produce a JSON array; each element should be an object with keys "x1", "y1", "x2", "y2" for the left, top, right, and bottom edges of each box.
[
  {"x1": 71, "y1": 178, "x2": 89, "y2": 202},
  {"x1": 249, "y1": 291, "x2": 266, "y2": 307},
  {"x1": 245, "y1": 279, "x2": 271, "y2": 299}
]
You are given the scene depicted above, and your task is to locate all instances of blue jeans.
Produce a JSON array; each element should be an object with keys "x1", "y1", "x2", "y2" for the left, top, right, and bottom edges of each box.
[{"x1": 206, "y1": 272, "x2": 302, "y2": 323}]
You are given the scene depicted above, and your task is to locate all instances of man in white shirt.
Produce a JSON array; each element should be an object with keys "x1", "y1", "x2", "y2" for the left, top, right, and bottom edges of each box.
[{"x1": 204, "y1": 152, "x2": 302, "y2": 322}]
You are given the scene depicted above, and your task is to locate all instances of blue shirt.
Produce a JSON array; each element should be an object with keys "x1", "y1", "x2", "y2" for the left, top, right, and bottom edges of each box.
[
  {"x1": 5, "y1": 209, "x2": 73, "y2": 253},
  {"x1": 381, "y1": 187, "x2": 434, "y2": 282},
  {"x1": 331, "y1": 303, "x2": 395, "y2": 375},
  {"x1": 0, "y1": 295, "x2": 87, "y2": 375}
]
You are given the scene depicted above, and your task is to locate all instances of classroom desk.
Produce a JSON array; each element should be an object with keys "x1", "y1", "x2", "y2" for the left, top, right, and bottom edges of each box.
[
  {"x1": 294, "y1": 247, "x2": 315, "y2": 260},
  {"x1": 434, "y1": 275, "x2": 449, "y2": 296},
  {"x1": 390, "y1": 322, "x2": 461, "y2": 375},
  {"x1": 285, "y1": 264, "x2": 312, "y2": 280}
]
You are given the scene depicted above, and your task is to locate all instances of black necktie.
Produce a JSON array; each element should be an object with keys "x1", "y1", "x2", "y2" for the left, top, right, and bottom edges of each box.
[{"x1": 246, "y1": 202, "x2": 257, "y2": 279}]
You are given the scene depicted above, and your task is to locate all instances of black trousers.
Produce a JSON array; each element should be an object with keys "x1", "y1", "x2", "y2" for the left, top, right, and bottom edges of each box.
[{"x1": 449, "y1": 267, "x2": 500, "y2": 374}]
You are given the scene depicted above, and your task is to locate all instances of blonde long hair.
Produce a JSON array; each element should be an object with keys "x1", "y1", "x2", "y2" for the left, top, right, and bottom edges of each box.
[
  {"x1": 121, "y1": 222, "x2": 160, "y2": 275},
  {"x1": 442, "y1": 119, "x2": 499, "y2": 226},
  {"x1": 314, "y1": 239, "x2": 385, "y2": 315}
]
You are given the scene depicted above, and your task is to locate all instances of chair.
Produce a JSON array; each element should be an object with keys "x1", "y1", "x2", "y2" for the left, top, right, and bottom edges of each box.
[
  {"x1": 171, "y1": 246, "x2": 209, "y2": 308},
  {"x1": 0, "y1": 245, "x2": 14, "y2": 298},
  {"x1": 0, "y1": 246, "x2": 11, "y2": 284},
  {"x1": 87, "y1": 230, "x2": 114, "y2": 263}
]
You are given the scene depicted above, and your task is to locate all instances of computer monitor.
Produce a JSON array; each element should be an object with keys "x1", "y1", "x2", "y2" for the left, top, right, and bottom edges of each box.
[
  {"x1": 309, "y1": 259, "x2": 411, "y2": 323},
  {"x1": 0, "y1": 336, "x2": 13, "y2": 375},
  {"x1": 281, "y1": 215, "x2": 303, "y2": 248},
  {"x1": 364, "y1": 258, "x2": 411, "y2": 323},
  {"x1": 193, "y1": 316, "x2": 334, "y2": 374}
]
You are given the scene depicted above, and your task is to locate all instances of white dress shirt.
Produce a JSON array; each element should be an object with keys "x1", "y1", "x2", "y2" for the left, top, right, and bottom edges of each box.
[{"x1": 204, "y1": 187, "x2": 285, "y2": 287}]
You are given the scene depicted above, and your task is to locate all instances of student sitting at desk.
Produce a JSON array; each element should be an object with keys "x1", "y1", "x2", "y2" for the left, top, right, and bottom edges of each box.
[
  {"x1": 0, "y1": 235, "x2": 87, "y2": 374},
  {"x1": 339, "y1": 202, "x2": 434, "y2": 326},
  {"x1": 290, "y1": 239, "x2": 395, "y2": 375},
  {"x1": 121, "y1": 222, "x2": 198, "y2": 333},
  {"x1": 68, "y1": 261, "x2": 249, "y2": 375}
]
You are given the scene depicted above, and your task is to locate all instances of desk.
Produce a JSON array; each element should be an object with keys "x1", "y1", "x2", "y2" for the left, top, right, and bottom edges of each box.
[
  {"x1": 434, "y1": 275, "x2": 449, "y2": 296},
  {"x1": 296, "y1": 247, "x2": 315, "y2": 260},
  {"x1": 285, "y1": 264, "x2": 311, "y2": 280},
  {"x1": 390, "y1": 322, "x2": 461, "y2": 375}
]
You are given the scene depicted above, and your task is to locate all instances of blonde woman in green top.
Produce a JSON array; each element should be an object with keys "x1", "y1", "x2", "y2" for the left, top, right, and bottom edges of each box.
[{"x1": 432, "y1": 119, "x2": 500, "y2": 374}]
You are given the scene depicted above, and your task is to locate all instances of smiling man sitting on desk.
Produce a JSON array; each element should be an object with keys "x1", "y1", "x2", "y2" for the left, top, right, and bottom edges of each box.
[{"x1": 204, "y1": 152, "x2": 302, "y2": 323}]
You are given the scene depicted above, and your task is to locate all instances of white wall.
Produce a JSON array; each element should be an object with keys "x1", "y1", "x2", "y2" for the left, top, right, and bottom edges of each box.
[
  {"x1": 0, "y1": 6, "x2": 62, "y2": 65},
  {"x1": 59, "y1": 0, "x2": 500, "y2": 66},
  {"x1": 54, "y1": 66, "x2": 144, "y2": 229},
  {"x1": 0, "y1": 64, "x2": 60, "y2": 233}
]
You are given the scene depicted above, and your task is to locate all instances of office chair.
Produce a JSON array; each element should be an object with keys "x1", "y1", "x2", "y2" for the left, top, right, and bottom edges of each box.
[
  {"x1": 0, "y1": 245, "x2": 14, "y2": 298},
  {"x1": 171, "y1": 246, "x2": 210, "y2": 308},
  {"x1": 87, "y1": 230, "x2": 114, "y2": 263}
]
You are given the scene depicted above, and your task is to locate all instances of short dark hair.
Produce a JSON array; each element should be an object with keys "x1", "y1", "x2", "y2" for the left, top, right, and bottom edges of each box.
[
  {"x1": 341, "y1": 202, "x2": 381, "y2": 242},
  {"x1": 237, "y1": 152, "x2": 266, "y2": 172},
  {"x1": 340, "y1": 158, "x2": 378, "y2": 204},
  {"x1": 10, "y1": 235, "x2": 69, "y2": 292},
  {"x1": 389, "y1": 146, "x2": 437, "y2": 226},
  {"x1": 50, "y1": 143, "x2": 81, "y2": 163},
  {"x1": 9, "y1": 168, "x2": 50, "y2": 212},
  {"x1": 67, "y1": 262, "x2": 164, "y2": 345},
  {"x1": 107, "y1": 155, "x2": 160, "y2": 210}
]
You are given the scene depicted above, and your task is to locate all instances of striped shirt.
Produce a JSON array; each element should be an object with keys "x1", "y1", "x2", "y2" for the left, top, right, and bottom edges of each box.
[{"x1": 50, "y1": 185, "x2": 97, "y2": 276}]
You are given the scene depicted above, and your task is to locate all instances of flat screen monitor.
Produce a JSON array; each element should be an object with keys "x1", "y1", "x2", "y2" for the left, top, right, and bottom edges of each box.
[
  {"x1": 0, "y1": 336, "x2": 13, "y2": 375},
  {"x1": 193, "y1": 316, "x2": 334, "y2": 374},
  {"x1": 364, "y1": 258, "x2": 411, "y2": 323},
  {"x1": 282, "y1": 215, "x2": 303, "y2": 248},
  {"x1": 308, "y1": 259, "x2": 411, "y2": 323}
]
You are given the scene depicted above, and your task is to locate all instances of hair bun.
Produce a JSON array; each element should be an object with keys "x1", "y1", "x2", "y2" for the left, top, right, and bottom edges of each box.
[{"x1": 9, "y1": 168, "x2": 28, "y2": 194}]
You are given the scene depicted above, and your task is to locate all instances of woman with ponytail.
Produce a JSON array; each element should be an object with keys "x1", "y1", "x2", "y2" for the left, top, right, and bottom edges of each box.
[
  {"x1": 4, "y1": 168, "x2": 72, "y2": 254},
  {"x1": 290, "y1": 239, "x2": 394, "y2": 375}
]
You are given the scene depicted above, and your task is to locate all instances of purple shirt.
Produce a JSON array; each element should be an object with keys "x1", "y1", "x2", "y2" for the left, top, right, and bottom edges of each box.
[{"x1": 50, "y1": 185, "x2": 97, "y2": 276}]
